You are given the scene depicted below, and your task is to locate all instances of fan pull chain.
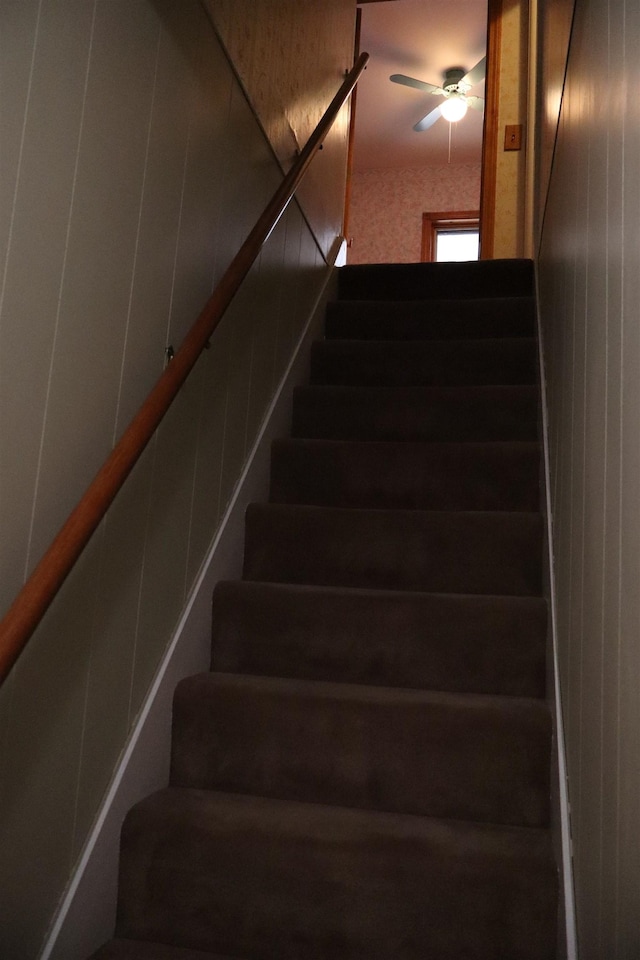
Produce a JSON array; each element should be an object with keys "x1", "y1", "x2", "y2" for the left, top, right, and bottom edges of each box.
[{"x1": 448, "y1": 121, "x2": 452, "y2": 163}]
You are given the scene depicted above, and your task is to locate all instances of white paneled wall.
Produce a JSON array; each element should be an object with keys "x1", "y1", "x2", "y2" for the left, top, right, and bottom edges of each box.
[
  {"x1": 0, "y1": 2, "x2": 340, "y2": 956},
  {"x1": 538, "y1": 0, "x2": 640, "y2": 955}
]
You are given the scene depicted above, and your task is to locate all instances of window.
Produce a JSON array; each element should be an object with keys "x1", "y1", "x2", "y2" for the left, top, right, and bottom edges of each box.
[
  {"x1": 436, "y1": 229, "x2": 480, "y2": 262},
  {"x1": 422, "y1": 211, "x2": 480, "y2": 262}
]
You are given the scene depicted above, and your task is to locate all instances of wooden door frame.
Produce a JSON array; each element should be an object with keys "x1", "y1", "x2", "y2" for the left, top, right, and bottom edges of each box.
[
  {"x1": 479, "y1": 0, "x2": 502, "y2": 259},
  {"x1": 421, "y1": 210, "x2": 480, "y2": 262},
  {"x1": 347, "y1": 0, "x2": 502, "y2": 258}
]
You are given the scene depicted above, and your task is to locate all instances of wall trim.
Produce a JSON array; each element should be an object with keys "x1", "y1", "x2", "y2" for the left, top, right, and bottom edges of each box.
[
  {"x1": 534, "y1": 264, "x2": 578, "y2": 960},
  {"x1": 39, "y1": 244, "x2": 344, "y2": 960}
]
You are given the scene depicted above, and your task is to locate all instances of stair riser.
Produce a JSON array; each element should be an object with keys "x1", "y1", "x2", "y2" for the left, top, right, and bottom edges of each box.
[
  {"x1": 310, "y1": 339, "x2": 537, "y2": 386},
  {"x1": 244, "y1": 505, "x2": 543, "y2": 597},
  {"x1": 89, "y1": 941, "x2": 237, "y2": 959},
  {"x1": 211, "y1": 582, "x2": 547, "y2": 698},
  {"x1": 292, "y1": 386, "x2": 539, "y2": 442},
  {"x1": 337, "y1": 259, "x2": 535, "y2": 301},
  {"x1": 270, "y1": 440, "x2": 541, "y2": 511},
  {"x1": 326, "y1": 297, "x2": 537, "y2": 340},
  {"x1": 117, "y1": 790, "x2": 558, "y2": 960},
  {"x1": 171, "y1": 674, "x2": 551, "y2": 827}
]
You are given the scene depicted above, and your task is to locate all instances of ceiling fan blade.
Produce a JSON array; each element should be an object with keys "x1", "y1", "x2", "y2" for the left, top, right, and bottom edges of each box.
[
  {"x1": 467, "y1": 96, "x2": 485, "y2": 111},
  {"x1": 414, "y1": 104, "x2": 443, "y2": 132},
  {"x1": 462, "y1": 56, "x2": 486, "y2": 87},
  {"x1": 390, "y1": 73, "x2": 444, "y2": 96}
]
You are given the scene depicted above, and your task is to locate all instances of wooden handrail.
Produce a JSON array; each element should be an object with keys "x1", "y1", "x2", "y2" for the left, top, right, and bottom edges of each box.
[{"x1": 0, "y1": 52, "x2": 369, "y2": 684}]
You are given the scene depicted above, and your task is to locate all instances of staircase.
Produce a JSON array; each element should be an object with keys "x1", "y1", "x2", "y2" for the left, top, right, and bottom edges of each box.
[{"x1": 91, "y1": 258, "x2": 558, "y2": 960}]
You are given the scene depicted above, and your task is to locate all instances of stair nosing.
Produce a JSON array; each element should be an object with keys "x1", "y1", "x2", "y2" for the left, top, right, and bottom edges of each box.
[
  {"x1": 248, "y1": 502, "x2": 543, "y2": 520},
  {"x1": 179, "y1": 669, "x2": 551, "y2": 713},
  {"x1": 133, "y1": 785, "x2": 556, "y2": 844},
  {"x1": 215, "y1": 577, "x2": 547, "y2": 601},
  {"x1": 313, "y1": 335, "x2": 538, "y2": 346}
]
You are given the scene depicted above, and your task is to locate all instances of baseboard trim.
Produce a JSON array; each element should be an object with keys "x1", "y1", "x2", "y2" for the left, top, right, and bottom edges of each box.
[{"x1": 40, "y1": 246, "x2": 342, "y2": 960}]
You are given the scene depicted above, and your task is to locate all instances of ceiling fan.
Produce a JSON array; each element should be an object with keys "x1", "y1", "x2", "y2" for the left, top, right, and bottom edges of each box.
[{"x1": 390, "y1": 57, "x2": 486, "y2": 131}]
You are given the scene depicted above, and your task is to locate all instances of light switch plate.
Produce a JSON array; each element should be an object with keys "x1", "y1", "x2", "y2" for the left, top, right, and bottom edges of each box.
[{"x1": 504, "y1": 124, "x2": 523, "y2": 151}]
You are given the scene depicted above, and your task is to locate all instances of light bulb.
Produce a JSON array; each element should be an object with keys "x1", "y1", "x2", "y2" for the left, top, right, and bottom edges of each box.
[{"x1": 440, "y1": 95, "x2": 468, "y2": 123}]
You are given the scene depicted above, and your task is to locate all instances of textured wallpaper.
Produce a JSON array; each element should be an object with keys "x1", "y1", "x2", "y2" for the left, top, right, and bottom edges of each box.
[
  {"x1": 492, "y1": 0, "x2": 528, "y2": 258},
  {"x1": 206, "y1": 0, "x2": 353, "y2": 159},
  {"x1": 205, "y1": 0, "x2": 357, "y2": 255},
  {"x1": 348, "y1": 164, "x2": 482, "y2": 264},
  {"x1": 536, "y1": 0, "x2": 575, "y2": 241}
]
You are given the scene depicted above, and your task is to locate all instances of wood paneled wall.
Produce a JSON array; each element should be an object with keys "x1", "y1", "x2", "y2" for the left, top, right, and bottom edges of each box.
[
  {"x1": 0, "y1": 3, "x2": 337, "y2": 956},
  {"x1": 538, "y1": 0, "x2": 640, "y2": 954}
]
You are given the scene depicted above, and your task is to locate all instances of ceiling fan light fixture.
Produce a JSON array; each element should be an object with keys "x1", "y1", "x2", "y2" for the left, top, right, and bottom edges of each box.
[{"x1": 440, "y1": 94, "x2": 468, "y2": 123}]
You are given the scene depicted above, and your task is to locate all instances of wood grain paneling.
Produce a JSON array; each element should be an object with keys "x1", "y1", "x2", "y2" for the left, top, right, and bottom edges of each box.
[
  {"x1": 538, "y1": 0, "x2": 640, "y2": 954},
  {"x1": 0, "y1": 4, "x2": 339, "y2": 956}
]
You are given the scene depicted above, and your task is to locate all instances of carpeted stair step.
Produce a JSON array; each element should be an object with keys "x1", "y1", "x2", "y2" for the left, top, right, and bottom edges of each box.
[
  {"x1": 210, "y1": 581, "x2": 547, "y2": 698},
  {"x1": 89, "y1": 258, "x2": 557, "y2": 960},
  {"x1": 337, "y1": 258, "x2": 535, "y2": 301},
  {"x1": 243, "y1": 503, "x2": 543, "y2": 596},
  {"x1": 171, "y1": 672, "x2": 551, "y2": 827},
  {"x1": 90, "y1": 941, "x2": 240, "y2": 959},
  {"x1": 310, "y1": 337, "x2": 537, "y2": 386},
  {"x1": 270, "y1": 439, "x2": 541, "y2": 511},
  {"x1": 114, "y1": 788, "x2": 558, "y2": 960},
  {"x1": 325, "y1": 296, "x2": 536, "y2": 340},
  {"x1": 292, "y1": 384, "x2": 539, "y2": 442}
]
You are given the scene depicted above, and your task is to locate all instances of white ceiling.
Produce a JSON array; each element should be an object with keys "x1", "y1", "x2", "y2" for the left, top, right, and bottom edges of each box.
[{"x1": 353, "y1": 0, "x2": 488, "y2": 170}]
